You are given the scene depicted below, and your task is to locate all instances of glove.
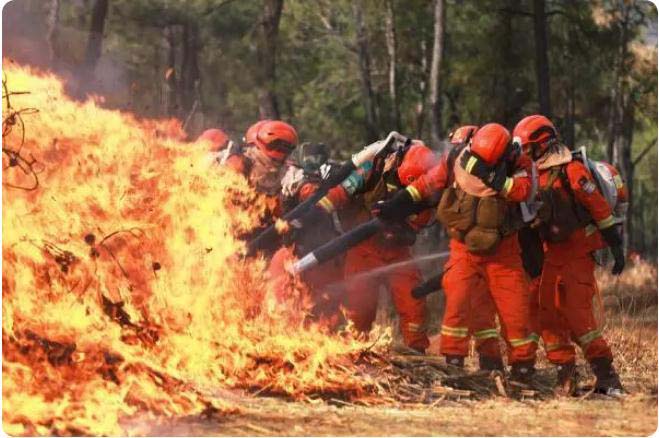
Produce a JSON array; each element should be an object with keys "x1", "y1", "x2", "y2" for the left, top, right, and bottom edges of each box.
[
  {"x1": 600, "y1": 225, "x2": 625, "y2": 275},
  {"x1": 460, "y1": 151, "x2": 508, "y2": 192},
  {"x1": 291, "y1": 204, "x2": 327, "y2": 229},
  {"x1": 371, "y1": 189, "x2": 416, "y2": 222}
]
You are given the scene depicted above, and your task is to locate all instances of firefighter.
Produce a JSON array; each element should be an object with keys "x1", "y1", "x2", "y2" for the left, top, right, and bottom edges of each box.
[
  {"x1": 513, "y1": 114, "x2": 626, "y2": 396},
  {"x1": 221, "y1": 119, "x2": 298, "y2": 197},
  {"x1": 302, "y1": 141, "x2": 438, "y2": 352},
  {"x1": 269, "y1": 142, "x2": 345, "y2": 327},
  {"x1": 376, "y1": 123, "x2": 538, "y2": 381},
  {"x1": 197, "y1": 128, "x2": 229, "y2": 152},
  {"x1": 411, "y1": 125, "x2": 504, "y2": 370},
  {"x1": 219, "y1": 120, "x2": 298, "y2": 248}
]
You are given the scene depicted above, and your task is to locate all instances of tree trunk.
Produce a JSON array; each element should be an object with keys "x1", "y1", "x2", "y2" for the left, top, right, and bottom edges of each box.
[
  {"x1": 180, "y1": 23, "x2": 201, "y2": 119},
  {"x1": 532, "y1": 0, "x2": 551, "y2": 116},
  {"x1": 428, "y1": 0, "x2": 445, "y2": 149},
  {"x1": 618, "y1": 95, "x2": 635, "y2": 249},
  {"x1": 46, "y1": 0, "x2": 60, "y2": 63},
  {"x1": 353, "y1": 0, "x2": 378, "y2": 142},
  {"x1": 501, "y1": 0, "x2": 517, "y2": 126},
  {"x1": 82, "y1": 0, "x2": 109, "y2": 71},
  {"x1": 255, "y1": 0, "x2": 283, "y2": 119},
  {"x1": 606, "y1": 1, "x2": 634, "y2": 249},
  {"x1": 415, "y1": 38, "x2": 429, "y2": 138},
  {"x1": 607, "y1": 1, "x2": 631, "y2": 163},
  {"x1": 563, "y1": 12, "x2": 576, "y2": 147},
  {"x1": 385, "y1": 0, "x2": 400, "y2": 130},
  {"x1": 162, "y1": 25, "x2": 178, "y2": 117}
]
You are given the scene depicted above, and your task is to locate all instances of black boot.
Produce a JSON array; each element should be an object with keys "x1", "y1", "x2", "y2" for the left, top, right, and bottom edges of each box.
[
  {"x1": 479, "y1": 355, "x2": 504, "y2": 371},
  {"x1": 510, "y1": 360, "x2": 536, "y2": 385},
  {"x1": 445, "y1": 354, "x2": 465, "y2": 368},
  {"x1": 590, "y1": 357, "x2": 624, "y2": 396},
  {"x1": 554, "y1": 362, "x2": 577, "y2": 396}
]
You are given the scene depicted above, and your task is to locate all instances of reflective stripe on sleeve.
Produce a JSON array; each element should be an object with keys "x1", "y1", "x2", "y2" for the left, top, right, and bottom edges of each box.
[
  {"x1": 465, "y1": 155, "x2": 479, "y2": 173},
  {"x1": 317, "y1": 197, "x2": 335, "y2": 213},
  {"x1": 500, "y1": 177, "x2": 513, "y2": 196},
  {"x1": 406, "y1": 185, "x2": 423, "y2": 202},
  {"x1": 596, "y1": 215, "x2": 615, "y2": 229}
]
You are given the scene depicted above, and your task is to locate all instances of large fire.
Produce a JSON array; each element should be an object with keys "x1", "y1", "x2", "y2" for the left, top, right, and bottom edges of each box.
[{"x1": 2, "y1": 60, "x2": 375, "y2": 435}]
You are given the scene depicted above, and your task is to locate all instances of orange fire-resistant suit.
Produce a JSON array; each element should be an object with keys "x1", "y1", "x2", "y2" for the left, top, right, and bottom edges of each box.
[
  {"x1": 406, "y1": 152, "x2": 538, "y2": 364},
  {"x1": 534, "y1": 148, "x2": 628, "y2": 364},
  {"x1": 316, "y1": 159, "x2": 431, "y2": 352},
  {"x1": 268, "y1": 175, "x2": 344, "y2": 327}
]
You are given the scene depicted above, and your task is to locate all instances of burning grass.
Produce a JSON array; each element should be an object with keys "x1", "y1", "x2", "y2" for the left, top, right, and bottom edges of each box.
[{"x1": 2, "y1": 60, "x2": 375, "y2": 435}]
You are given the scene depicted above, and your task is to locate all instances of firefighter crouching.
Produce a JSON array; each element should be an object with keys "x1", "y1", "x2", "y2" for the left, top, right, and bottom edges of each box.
[
  {"x1": 219, "y1": 120, "x2": 299, "y2": 247},
  {"x1": 513, "y1": 114, "x2": 626, "y2": 396},
  {"x1": 376, "y1": 123, "x2": 538, "y2": 380},
  {"x1": 298, "y1": 141, "x2": 438, "y2": 352},
  {"x1": 268, "y1": 142, "x2": 345, "y2": 328}
]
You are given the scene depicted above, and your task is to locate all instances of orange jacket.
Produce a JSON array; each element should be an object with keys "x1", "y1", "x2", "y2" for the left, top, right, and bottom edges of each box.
[
  {"x1": 538, "y1": 160, "x2": 615, "y2": 257},
  {"x1": 406, "y1": 149, "x2": 533, "y2": 203},
  {"x1": 316, "y1": 159, "x2": 432, "y2": 231}
]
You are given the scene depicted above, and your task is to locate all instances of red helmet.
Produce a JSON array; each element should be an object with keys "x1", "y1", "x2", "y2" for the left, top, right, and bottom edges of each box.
[
  {"x1": 512, "y1": 114, "x2": 557, "y2": 157},
  {"x1": 245, "y1": 120, "x2": 298, "y2": 162},
  {"x1": 449, "y1": 125, "x2": 479, "y2": 145},
  {"x1": 244, "y1": 120, "x2": 271, "y2": 145},
  {"x1": 198, "y1": 128, "x2": 229, "y2": 152},
  {"x1": 470, "y1": 123, "x2": 511, "y2": 165},
  {"x1": 397, "y1": 142, "x2": 437, "y2": 186}
]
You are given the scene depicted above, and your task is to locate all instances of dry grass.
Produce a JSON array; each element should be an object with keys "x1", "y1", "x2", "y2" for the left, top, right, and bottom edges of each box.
[{"x1": 136, "y1": 260, "x2": 658, "y2": 436}]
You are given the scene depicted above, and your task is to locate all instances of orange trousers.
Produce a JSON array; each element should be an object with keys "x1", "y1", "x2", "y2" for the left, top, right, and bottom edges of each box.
[
  {"x1": 537, "y1": 254, "x2": 612, "y2": 364},
  {"x1": 440, "y1": 236, "x2": 537, "y2": 364},
  {"x1": 440, "y1": 273, "x2": 502, "y2": 359},
  {"x1": 343, "y1": 236, "x2": 429, "y2": 352}
]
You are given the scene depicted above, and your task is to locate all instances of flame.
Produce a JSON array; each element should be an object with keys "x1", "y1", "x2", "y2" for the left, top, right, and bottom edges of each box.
[{"x1": 2, "y1": 60, "x2": 373, "y2": 435}]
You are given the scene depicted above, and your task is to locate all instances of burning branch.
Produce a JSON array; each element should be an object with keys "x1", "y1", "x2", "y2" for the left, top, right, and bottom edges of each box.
[{"x1": 2, "y1": 76, "x2": 42, "y2": 191}]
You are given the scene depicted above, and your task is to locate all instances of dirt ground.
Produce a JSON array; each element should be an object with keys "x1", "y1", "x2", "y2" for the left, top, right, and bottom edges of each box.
[{"x1": 139, "y1": 392, "x2": 657, "y2": 436}]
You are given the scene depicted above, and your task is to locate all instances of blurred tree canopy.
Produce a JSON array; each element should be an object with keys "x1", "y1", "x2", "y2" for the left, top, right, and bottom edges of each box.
[{"x1": 3, "y1": 0, "x2": 657, "y2": 257}]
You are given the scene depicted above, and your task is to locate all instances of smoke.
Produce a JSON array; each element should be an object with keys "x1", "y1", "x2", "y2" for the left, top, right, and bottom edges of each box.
[{"x1": 3, "y1": 0, "x2": 130, "y2": 106}]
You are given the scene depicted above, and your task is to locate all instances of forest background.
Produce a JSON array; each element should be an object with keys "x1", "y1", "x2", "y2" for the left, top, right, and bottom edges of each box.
[{"x1": 3, "y1": 0, "x2": 657, "y2": 257}]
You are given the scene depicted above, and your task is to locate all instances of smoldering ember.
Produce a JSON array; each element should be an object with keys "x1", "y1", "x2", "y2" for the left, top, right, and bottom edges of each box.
[{"x1": 2, "y1": 0, "x2": 657, "y2": 436}]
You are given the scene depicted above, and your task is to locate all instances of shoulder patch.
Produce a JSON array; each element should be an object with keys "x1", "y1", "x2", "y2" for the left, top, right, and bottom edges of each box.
[{"x1": 578, "y1": 176, "x2": 597, "y2": 194}]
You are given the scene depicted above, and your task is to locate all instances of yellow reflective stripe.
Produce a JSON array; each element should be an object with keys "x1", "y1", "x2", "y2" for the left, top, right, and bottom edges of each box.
[
  {"x1": 585, "y1": 224, "x2": 597, "y2": 236},
  {"x1": 317, "y1": 197, "x2": 335, "y2": 213},
  {"x1": 596, "y1": 215, "x2": 615, "y2": 229},
  {"x1": 407, "y1": 323, "x2": 421, "y2": 332},
  {"x1": 441, "y1": 325, "x2": 469, "y2": 338},
  {"x1": 545, "y1": 343, "x2": 571, "y2": 352},
  {"x1": 578, "y1": 329, "x2": 602, "y2": 347},
  {"x1": 473, "y1": 329, "x2": 499, "y2": 340},
  {"x1": 613, "y1": 174, "x2": 623, "y2": 189},
  {"x1": 500, "y1": 177, "x2": 513, "y2": 196},
  {"x1": 509, "y1": 333, "x2": 538, "y2": 347},
  {"x1": 386, "y1": 183, "x2": 398, "y2": 191},
  {"x1": 406, "y1": 185, "x2": 423, "y2": 202},
  {"x1": 465, "y1": 155, "x2": 479, "y2": 173}
]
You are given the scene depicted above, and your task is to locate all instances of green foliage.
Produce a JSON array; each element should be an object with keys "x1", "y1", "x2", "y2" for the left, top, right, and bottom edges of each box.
[{"x1": 5, "y1": 0, "x2": 657, "y2": 255}]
